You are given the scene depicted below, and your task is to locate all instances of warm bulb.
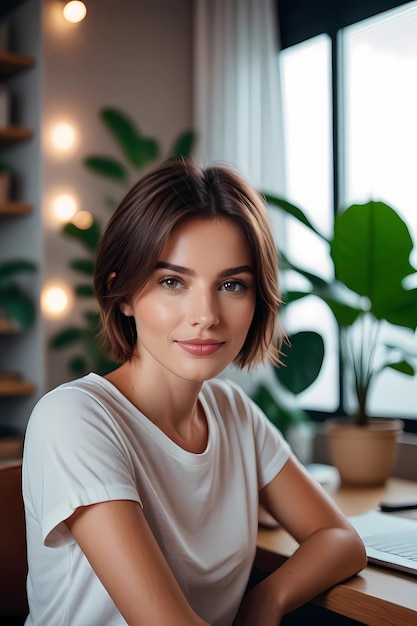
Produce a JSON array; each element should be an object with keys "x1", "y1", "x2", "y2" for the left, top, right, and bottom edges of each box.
[
  {"x1": 52, "y1": 194, "x2": 77, "y2": 221},
  {"x1": 72, "y1": 210, "x2": 94, "y2": 230},
  {"x1": 63, "y1": 1, "x2": 87, "y2": 23},
  {"x1": 52, "y1": 123, "x2": 76, "y2": 150},
  {"x1": 41, "y1": 284, "x2": 72, "y2": 318}
]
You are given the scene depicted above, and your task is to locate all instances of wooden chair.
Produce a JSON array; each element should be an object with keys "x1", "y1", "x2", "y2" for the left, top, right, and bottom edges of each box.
[{"x1": 0, "y1": 462, "x2": 28, "y2": 625}]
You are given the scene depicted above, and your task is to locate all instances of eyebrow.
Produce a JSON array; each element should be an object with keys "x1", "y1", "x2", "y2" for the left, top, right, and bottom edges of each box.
[{"x1": 155, "y1": 262, "x2": 254, "y2": 277}]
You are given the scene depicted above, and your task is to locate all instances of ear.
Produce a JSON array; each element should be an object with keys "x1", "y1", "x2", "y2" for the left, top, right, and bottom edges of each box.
[
  {"x1": 120, "y1": 301, "x2": 134, "y2": 317},
  {"x1": 107, "y1": 272, "x2": 133, "y2": 317},
  {"x1": 107, "y1": 272, "x2": 116, "y2": 290}
]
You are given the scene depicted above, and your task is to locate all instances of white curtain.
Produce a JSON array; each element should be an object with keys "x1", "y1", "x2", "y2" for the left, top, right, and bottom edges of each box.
[{"x1": 193, "y1": 0, "x2": 286, "y2": 196}]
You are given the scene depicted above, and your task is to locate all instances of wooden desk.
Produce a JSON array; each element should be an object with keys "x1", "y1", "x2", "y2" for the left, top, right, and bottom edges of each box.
[{"x1": 257, "y1": 477, "x2": 417, "y2": 626}]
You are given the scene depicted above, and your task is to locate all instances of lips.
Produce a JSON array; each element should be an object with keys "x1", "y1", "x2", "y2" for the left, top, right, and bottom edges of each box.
[{"x1": 175, "y1": 339, "x2": 225, "y2": 357}]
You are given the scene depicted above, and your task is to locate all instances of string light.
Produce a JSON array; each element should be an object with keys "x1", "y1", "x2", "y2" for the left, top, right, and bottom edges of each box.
[
  {"x1": 45, "y1": 4, "x2": 87, "y2": 327},
  {"x1": 51, "y1": 122, "x2": 76, "y2": 151},
  {"x1": 52, "y1": 193, "x2": 78, "y2": 222},
  {"x1": 72, "y1": 210, "x2": 94, "y2": 229},
  {"x1": 41, "y1": 283, "x2": 73, "y2": 318},
  {"x1": 63, "y1": 1, "x2": 87, "y2": 23}
]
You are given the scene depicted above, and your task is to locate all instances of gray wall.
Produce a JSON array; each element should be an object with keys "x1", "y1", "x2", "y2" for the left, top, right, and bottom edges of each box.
[{"x1": 0, "y1": 0, "x2": 43, "y2": 432}]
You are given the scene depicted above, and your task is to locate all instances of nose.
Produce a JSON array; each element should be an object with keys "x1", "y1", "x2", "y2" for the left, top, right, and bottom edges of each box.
[{"x1": 188, "y1": 288, "x2": 219, "y2": 329}]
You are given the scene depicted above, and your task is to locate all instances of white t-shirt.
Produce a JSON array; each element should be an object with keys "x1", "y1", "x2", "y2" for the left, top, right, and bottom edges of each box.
[{"x1": 22, "y1": 374, "x2": 291, "y2": 626}]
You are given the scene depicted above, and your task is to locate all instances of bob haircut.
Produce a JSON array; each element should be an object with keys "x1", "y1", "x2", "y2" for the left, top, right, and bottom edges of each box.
[{"x1": 94, "y1": 160, "x2": 283, "y2": 369}]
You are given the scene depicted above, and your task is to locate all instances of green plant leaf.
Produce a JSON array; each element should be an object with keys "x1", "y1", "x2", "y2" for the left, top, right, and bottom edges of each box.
[
  {"x1": 386, "y1": 360, "x2": 415, "y2": 376},
  {"x1": 83, "y1": 310, "x2": 100, "y2": 326},
  {"x1": 84, "y1": 156, "x2": 128, "y2": 183},
  {"x1": 316, "y1": 282, "x2": 364, "y2": 327},
  {"x1": 265, "y1": 194, "x2": 328, "y2": 241},
  {"x1": 281, "y1": 290, "x2": 312, "y2": 306},
  {"x1": 0, "y1": 260, "x2": 36, "y2": 287},
  {"x1": 279, "y1": 251, "x2": 329, "y2": 290},
  {"x1": 75, "y1": 284, "x2": 95, "y2": 297},
  {"x1": 251, "y1": 383, "x2": 309, "y2": 437},
  {"x1": 62, "y1": 219, "x2": 101, "y2": 252},
  {"x1": 274, "y1": 331, "x2": 324, "y2": 395},
  {"x1": 331, "y1": 201, "x2": 416, "y2": 318},
  {"x1": 49, "y1": 327, "x2": 84, "y2": 348},
  {"x1": 69, "y1": 259, "x2": 95, "y2": 276},
  {"x1": 68, "y1": 354, "x2": 89, "y2": 377},
  {"x1": 281, "y1": 283, "x2": 363, "y2": 327},
  {"x1": 0, "y1": 285, "x2": 35, "y2": 328},
  {"x1": 100, "y1": 108, "x2": 160, "y2": 168},
  {"x1": 373, "y1": 284, "x2": 417, "y2": 330},
  {"x1": 168, "y1": 130, "x2": 196, "y2": 159}
]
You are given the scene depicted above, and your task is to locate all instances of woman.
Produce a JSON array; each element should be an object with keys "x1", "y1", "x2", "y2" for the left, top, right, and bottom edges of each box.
[{"x1": 22, "y1": 160, "x2": 366, "y2": 626}]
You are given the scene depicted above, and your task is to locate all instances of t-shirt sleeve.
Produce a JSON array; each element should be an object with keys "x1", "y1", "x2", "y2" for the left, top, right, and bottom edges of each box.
[
  {"x1": 23, "y1": 386, "x2": 141, "y2": 548},
  {"x1": 224, "y1": 379, "x2": 292, "y2": 489}
]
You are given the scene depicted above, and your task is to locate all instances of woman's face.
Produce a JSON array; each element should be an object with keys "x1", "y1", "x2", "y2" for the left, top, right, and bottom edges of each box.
[{"x1": 121, "y1": 218, "x2": 256, "y2": 383}]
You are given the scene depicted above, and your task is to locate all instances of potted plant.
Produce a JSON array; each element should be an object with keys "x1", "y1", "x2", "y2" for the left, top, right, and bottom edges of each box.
[
  {"x1": 0, "y1": 260, "x2": 36, "y2": 331},
  {"x1": 265, "y1": 196, "x2": 417, "y2": 486}
]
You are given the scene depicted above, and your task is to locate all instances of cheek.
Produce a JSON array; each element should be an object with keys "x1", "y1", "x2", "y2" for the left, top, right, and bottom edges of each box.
[
  {"x1": 233, "y1": 300, "x2": 256, "y2": 333},
  {"x1": 135, "y1": 298, "x2": 178, "y2": 331}
]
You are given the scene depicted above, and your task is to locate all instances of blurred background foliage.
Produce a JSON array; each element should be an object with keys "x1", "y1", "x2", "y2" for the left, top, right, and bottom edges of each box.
[{"x1": 49, "y1": 107, "x2": 196, "y2": 377}]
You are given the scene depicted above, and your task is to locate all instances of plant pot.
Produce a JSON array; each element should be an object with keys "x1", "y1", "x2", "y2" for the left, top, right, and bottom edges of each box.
[{"x1": 325, "y1": 418, "x2": 403, "y2": 487}]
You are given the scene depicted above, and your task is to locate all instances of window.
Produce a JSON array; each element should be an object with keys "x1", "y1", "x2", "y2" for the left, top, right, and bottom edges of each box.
[
  {"x1": 280, "y1": 36, "x2": 338, "y2": 412},
  {"x1": 278, "y1": 0, "x2": 417, "y2": 424}
]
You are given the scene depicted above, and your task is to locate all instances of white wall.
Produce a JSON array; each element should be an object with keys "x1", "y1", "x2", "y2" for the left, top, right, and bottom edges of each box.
[{"x1": 41, "y1": 0, "x2": 194, "y2": 391}]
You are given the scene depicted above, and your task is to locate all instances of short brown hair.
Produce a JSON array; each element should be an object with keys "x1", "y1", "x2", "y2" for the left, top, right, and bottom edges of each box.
[{"x1": 94, "y1": 160, "x2": 282, "y2": 369}]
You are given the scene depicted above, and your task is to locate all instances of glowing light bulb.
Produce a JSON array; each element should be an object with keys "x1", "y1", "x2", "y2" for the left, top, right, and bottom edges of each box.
[
  {"x1": 52, "y1": 123, "x2": 76, "y2": 151},
  {"x1": 72, "y1": 210, "x2": 94, "y2": 229},
  {"x1": 52, "y1": 194, "x2": 77, "y2": 221},
  {"x1": 63, "y1": 1, "x2": 87, "y2": 23},
  {"x1": 41, "y1": 283, "x2": 72, "y2": 318}
]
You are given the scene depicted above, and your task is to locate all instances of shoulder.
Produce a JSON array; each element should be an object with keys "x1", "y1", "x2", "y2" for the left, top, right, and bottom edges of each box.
[
  {"x1": 202, "y1": 377, "x2": 265, "y2": 426},
  {"x1": 203, "y1": 378, "x2": 291, "y2": 479},
  {"x1": 26, "y1": 374, "x2": 119, "y2": 443},
  {"x1": 202, "y1": 376, "x2": 248, "y2": 405}
]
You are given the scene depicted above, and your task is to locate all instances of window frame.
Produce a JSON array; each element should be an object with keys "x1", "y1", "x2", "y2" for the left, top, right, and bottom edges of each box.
[{"x1": 276, "y1": 0, "x2": 417, "y2": 432}]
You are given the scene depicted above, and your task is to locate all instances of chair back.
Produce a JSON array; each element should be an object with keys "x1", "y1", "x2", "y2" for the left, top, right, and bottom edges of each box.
[{"x1": 0, "y1": 462, "x2": 28, "y2": 622}]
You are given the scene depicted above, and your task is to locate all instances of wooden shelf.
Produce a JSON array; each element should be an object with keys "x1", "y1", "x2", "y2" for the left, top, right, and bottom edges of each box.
[
  {"x1": 0, "y1": 319, "x2": 19, "y2": 334},
  {"x1": 0, "y1": 125, "x2": 34, "y2": 145},
  {"x1": 0, "y1": 376, "x2": 35, "y2": 397},
  {"x1": 0, "y1": 436, "x2": 22, "y2": 459},
  {"x1": 0, "y1": 50, "x2": 35, "y2": 77},
  {"x1": 0, "y1": 201, "x2": 32, "y2": 215}
]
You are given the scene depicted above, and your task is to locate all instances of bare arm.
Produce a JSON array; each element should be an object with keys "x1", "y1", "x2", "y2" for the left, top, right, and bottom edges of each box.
[
  {"x1": 235, "y1": 455, "x2": 367, "y2": 625},
  {"x1": 65, "y1": 500, "x2": 209, "y2": 626}
]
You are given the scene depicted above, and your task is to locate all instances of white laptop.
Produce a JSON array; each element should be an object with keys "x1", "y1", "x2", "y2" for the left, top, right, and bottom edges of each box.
[{"x1": 349, "y1": 510, "x2": 417, "y2": 576}]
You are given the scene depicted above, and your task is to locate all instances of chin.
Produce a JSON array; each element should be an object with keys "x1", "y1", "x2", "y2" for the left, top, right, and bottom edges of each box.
[{"x1": 175, "y1": 363, "x2": 226, "y2": 383}]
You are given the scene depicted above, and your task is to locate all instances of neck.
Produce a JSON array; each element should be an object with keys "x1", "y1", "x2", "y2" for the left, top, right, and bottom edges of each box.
[{"x1": 105, "y1": 360, "x2": 208, "y2": 453}]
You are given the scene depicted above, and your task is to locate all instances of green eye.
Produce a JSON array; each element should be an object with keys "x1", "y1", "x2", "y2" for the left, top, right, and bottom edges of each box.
[{"x1": 160, "y1": 277, "x2": 183, "y2": 289}]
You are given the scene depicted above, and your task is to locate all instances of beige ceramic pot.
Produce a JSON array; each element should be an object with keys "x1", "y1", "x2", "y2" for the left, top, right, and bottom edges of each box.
[{"x1": 325, "y1": 418, "x2": 403, "y2": 487}]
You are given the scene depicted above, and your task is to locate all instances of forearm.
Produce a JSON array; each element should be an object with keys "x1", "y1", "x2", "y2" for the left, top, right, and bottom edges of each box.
[
  {"x1": 237, "y1": 527, "x2": 366, "y2": 625},
  {"x1": 266, "y1": 527, "x2": 365, "y2": 614}
]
